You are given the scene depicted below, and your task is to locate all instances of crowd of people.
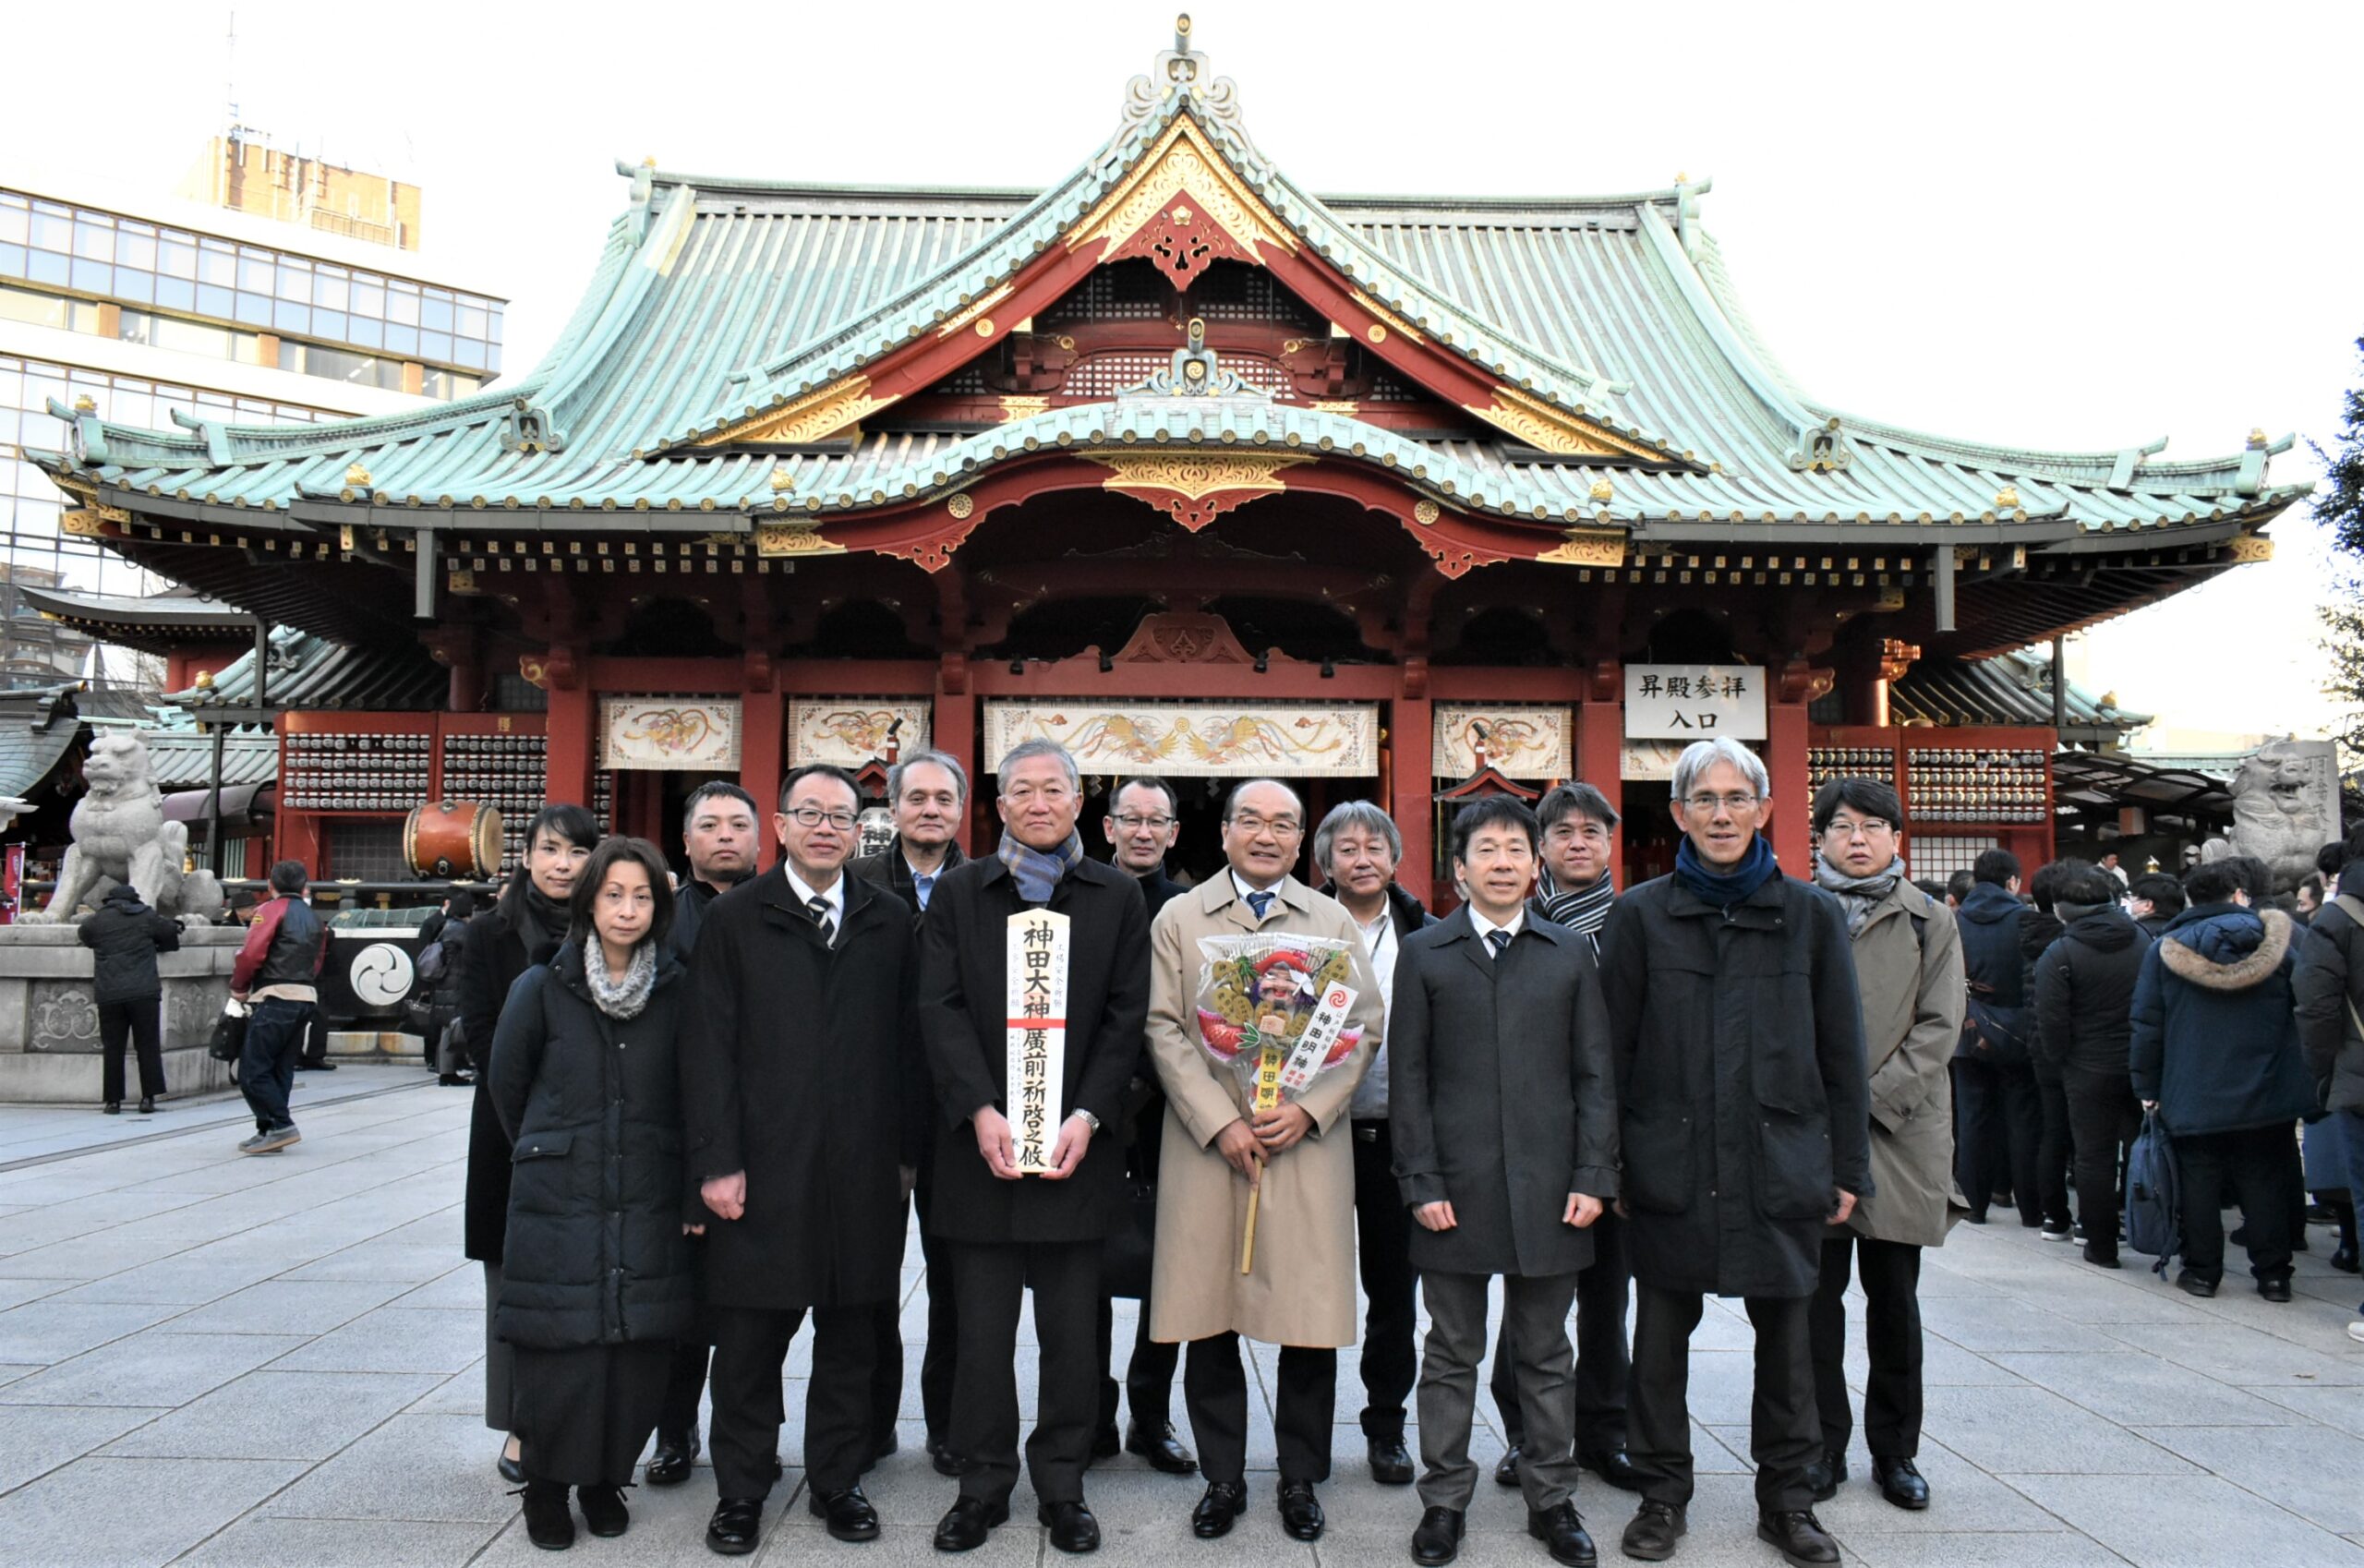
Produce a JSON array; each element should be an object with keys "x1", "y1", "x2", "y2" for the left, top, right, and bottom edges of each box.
[{"x1": 209, "y1": 732, "x2": 2362, "y2": 1565}]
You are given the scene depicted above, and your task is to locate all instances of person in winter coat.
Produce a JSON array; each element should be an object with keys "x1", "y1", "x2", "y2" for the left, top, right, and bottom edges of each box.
[
  {"x1": 1599, "y1": 738, "x2": 1871, "y2": 1568},
  {"x1": 489, "y1": 836, "x2": 694, "y2": 1550},
  {"x1": 2129, "y1": 860, "x2": 2315, "y2": 1300},
  {"x1": 2293, "y1": 845, "x2": 2364, "y2": 1344},
  {"x1": 1390, "y1": 797, "x2": 1618, "y2": 1568},
  {"x1": 1951, "y1": 850, "x2": 2041, "y2": 1226},
  {"x1": 228, "y1": 859, "x2": 326, "y2": 1154},
  {"x1": 2020, "y1": 862, "x2": 2074, "y2": 1240},
  {"x1": 2129, "y1": 874, "x2": 2185, "y2": 942},
  {"x1": 2032, "y1": 863, "x2": 2152, "y2": 1270},
  {"x1": 78, "y1": 882, "x2": 182, "y2": 1114},
  {"x1": 461, "y1": 803, "x2": 598, "y2": 1483},
  {"x1": 1803, "y1": 778, "x2": 1962, "y2": 1515}
]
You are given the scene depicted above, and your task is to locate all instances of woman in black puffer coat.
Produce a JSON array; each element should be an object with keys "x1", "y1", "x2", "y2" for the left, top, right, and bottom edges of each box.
[{"x1": 488, "y1": 835, "x2": 694, "y2": 1549}]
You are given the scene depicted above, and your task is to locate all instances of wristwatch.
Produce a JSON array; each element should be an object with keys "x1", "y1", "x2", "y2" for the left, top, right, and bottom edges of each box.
[{"x1": 1072, "y1": 1108, "x2": 1101, "y2": 1132}]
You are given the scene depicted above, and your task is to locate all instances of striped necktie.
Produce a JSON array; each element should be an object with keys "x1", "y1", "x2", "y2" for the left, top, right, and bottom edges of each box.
[
  {"x1": 1246, "y1": 889, "x2": 1274, "y2": 921},
  {"x1": 807, "y1": 894, "x2": 835, "y2": 947},
  {"x1": 1486, "y1": 928, "x2": 1511, "y2": 959}
]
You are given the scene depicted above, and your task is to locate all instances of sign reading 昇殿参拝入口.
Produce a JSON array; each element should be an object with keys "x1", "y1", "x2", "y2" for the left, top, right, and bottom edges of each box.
[
  {"x1": 1623, "y1": 665, "x2": 1766, "y2": 741},
  {"x1": 1006, "y1": 909, "x2": 1069, "y2": 1175}
]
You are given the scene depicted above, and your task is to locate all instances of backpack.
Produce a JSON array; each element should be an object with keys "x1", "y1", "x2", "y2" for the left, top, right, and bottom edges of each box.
[
  {"x1": 2124, "y1": 1107, "x2": 2180, "y2": 1275},
  {"x1": 416, "y1": 933, "x2": 456, "y2": 984}
]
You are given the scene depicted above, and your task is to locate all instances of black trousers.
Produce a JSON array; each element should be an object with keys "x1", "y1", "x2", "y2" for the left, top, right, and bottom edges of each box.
[
  {"x1": 2064, "y1": 1068, "x2": 2141, "y2": 1262},
  {"x1": 1351, "y1": 1119, "x2": 1420, "y2": 1441},
  {"x1": 1806, "y1": 1235, "x2": 1924, "y2": 1459},
  {"x1": 97, "y1": 998, "x2": 164, "y2": 1104},
  {"x1": 2036, "y1": 1073, "x2": 2075, "y2": 1230},
  {"x1": 1629, "y1": 1284, "x2": 1815, "y2": 1514},
  {"x1": 2177, "y1": 1124, "x2": 2298, "y2": 1286},
  {"x1": 1492, "y1": 1208, "x2": 1631, "y2": 1454},
  {"x1": 706, "y1": 1303, "x2": 874, "y2": 1500},
  {"x1": 1184, "y1": 1334, "x2": 1335, "y2": 1488},
  {"x1": 913, "y1": 1167, "x2": 959, "y2": 1443},
  {"x1": 1953, "y1": 1057, "x2": 2041, "y2": 1223},
  {"x1": 1095, "y1": 1094, "x2": 1178, "y2": 1434},
  {"x1": 948, "y1": 1239, "x2": 1099, "y2": 1506}
]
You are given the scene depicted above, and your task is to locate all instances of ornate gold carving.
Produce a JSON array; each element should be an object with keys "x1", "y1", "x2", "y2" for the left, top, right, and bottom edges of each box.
[
  {"x1": 1413, "y1": 499, "x2": 1441, "y2": 525},
  {"x1": 973, "y1": 318, "x2": 995, "y2": 337},
  {"x1": 447, "y1": 569, "x2": 480, "y2": 594},
  {"x1": 1588, "y1": 476, "x2": 1614, "y2": 503},
  {"x1": 769, "y1": 463, "x2": 795, "y2": 491},
  {"x1": 1350, "y1": 290, "x2": 1422, "y2": 345},
  {"x1": 1083, "y1": 450, "x2": 1311, "y2": 532},
  {"x1": 937, "y1": 283, "x2": 1014, "y2": 339},
  {"x1": 72, "y1": 394, "x2": 95, "y2": 413},
  {"x1": 2225, "y1": 534, "x2": 2274, "y2": 563},
  {"x1": 754, "y1": 523, "x2": 847, "y2": 558},
  {"x1": 997, "y1": 395, "x2": 1051, "y2": 423},
  {"x1": 1066, "y1": 117, "x2": 1296, "y2": 266},
  {"x1": 1537, "y1": 527, "x2": 1628, "y2": 568},
  {"x1": 946, "y1": 493, "x2": 976, "y2": 520},
  {"x1": 60, "y1": 508, "x2": 106, "y2": 537},
  {"x1": 1465, "y1": 386, "x2": 1656, "y2": 461},
  {"x1": 1993, "y1": 485, "x2": 2021, "y2": 510},
  {"x1": 1310, "y1": 399, "x2": 1359, "y2": 416},
  {"x1": 696, "y1": 374, "x2": 887, "y2": 448},
  {"x1": 344, "y1": 462, "x2": 372, "y2": 488}
]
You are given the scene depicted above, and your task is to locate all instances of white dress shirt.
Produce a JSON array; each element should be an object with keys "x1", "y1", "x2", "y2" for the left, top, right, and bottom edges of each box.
[{"x1": 784, "y1": 864, "x2": 845, "y2": 944}]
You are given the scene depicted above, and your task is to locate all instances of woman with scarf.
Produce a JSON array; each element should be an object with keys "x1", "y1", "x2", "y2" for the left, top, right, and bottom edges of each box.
[
  {"x1": 460, "y1": 802, "x2": 599, "y2": 1483},
  {"x1": 1803, "y1": 777, "x2": 1963, "y2": 1514},
  {"x1": 490, "y1": 835, "x2": 695, "y2": 1549}
]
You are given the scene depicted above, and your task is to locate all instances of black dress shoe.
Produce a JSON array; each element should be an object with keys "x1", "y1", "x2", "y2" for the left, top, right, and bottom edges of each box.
[
  {"x1": 1528, "y1": 1501, "x2": 1598, "y2": 1566},
  {"x1": 1039, "y1": 1501, "x2": 1101, "y2": 1554},
  {"x1": 1368, "y1": 1434, "x2": 1415, "y2": 1485},
  {"x1": 1124, "y1": 1419, "x2": 1197, "y2": 1474},
  {"x1": 706, "y1": 1496, "x2": 764, "y2": 1556},
  {"x1": 1756, "y1": 1509, "x2": 1839, "y2": 1567},
  {"x1": 578, "y1": 1484, "x2": 628, "y2": 1538},
  {"x1": 1872, "y1": 1455, "x2": 1929, "y2": 1510},
  {"x1": 772, "y1": 1453, "x2": 785, "y2": 1480},
  {"x1": 1961, "y1": 1210, "x2": 1988, "y2": 1225},
  {"x1": 138, "y1": 1095, "x2": 154, "y2": 1115},
  {"x1": 645, "y1": 1428, "x2": 699, "y2": 1486},
  {"x1": 1495, "y1": 1444, "x2": 1523, "y2": 1487},
  {"x1": 1578, "y1": 1447, "x2": 1645, "y2": 1492},
  {"x1": 931, "y1": 1495, "x2": 1007, "y2": 1552},
  {"x1": 2084, "y1": 1247, "x2": 2124, "y2": 1270},
  {"x1": 926, "y1": 1434, "x2": 968, "y2": 1478},
  {"x1": 498, "y1": 1441, "x2": 526, "y2": 1484},
  {"x1": 2177, "y1": 1272, "x2": 2218, "y2": 1298},
  {"x1": 1192, "y1": 1480, "x2": 1248, "y2": 1538},
  {"x1": 1620, "y1": 1500, "x2": 1685, "y2": 1562},
  {"x1": 2261, "y1": 1277, "x2": 2294, "y2": 1303},
  {"x1": 2333, "y1": 1246, "x2": 2361, "y2": 1273},
  {"x1": 1803, "y1": 1447, "x2": 1846, "y2": 1502},
  {"x1": 103, "y1": 1102, "x2": 120, "y2": 1116},
  {"x1": 1412, "y1": 1504, "x2": 1465, "y2": 1565},
  {"x1": 1276, "y1": 1478, "x2": 1324, "y2": 1540},
  {"x1": 810, "y1": 1484, "x2": 880, "y2": 1542},
  {"x1": 520, "y1": 1479, "x2": 574, "y2": 1550}
]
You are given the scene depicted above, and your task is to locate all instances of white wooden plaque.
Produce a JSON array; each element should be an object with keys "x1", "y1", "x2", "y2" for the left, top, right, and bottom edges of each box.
[{"x1": 1006, "y1": 909, "x2": 1069, "y2": 1174}]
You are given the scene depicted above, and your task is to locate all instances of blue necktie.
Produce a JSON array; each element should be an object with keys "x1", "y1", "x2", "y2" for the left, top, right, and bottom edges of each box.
[
  {"x1": 1246, "y1": 890, "x2": 1274, "y2": 921},
  {"x1": 1486, "y1": 928, "x2": 1511, "y2": 959},
  {"x1": 913, "y1": 873, "x2": 935, "y2": 911}
]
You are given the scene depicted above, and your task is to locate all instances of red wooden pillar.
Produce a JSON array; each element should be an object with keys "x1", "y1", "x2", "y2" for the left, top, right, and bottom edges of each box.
[
  {"x1": 1578, "y1": 660, "x2": 1625, "y2": 889},
  {"x1": 1393, "y1": 660, "x2": 1434, "y2": 905},
  {"x1": 934, "y1": 656, "x2": 976, "y2": 858},
  {"x1": 741, "y1": 656, "x2": 783, "y2": 871},
  {"x1": 1764, "y1": 697, "x2": 1812, "y2": 875},
  {"x1": 544, "y1": 646, "x2": 593, "y2": 811}
]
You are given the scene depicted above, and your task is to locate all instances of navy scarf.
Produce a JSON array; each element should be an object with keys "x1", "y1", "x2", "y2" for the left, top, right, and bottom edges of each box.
[{"x1": 1675, "y1": 834, "x2": 1779, "y2": 909}]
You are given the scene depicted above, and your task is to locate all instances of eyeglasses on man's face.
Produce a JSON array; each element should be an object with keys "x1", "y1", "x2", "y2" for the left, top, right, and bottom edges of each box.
[
  {"x1": 785, "y1": 805, "x2": 858, "y2": 830},
  {"x1": 1226, "y1": 813, "x2": 1302, "y2": 838},
  {"x1": 1823, "y1": 817, "x2": 1894, "y2": 841},
  {"x1": 1683, "y1": 792, "x2": 1758, "y2": 814},
  {"x1": 1112, "y1": 814, "x2": 1174, "y2": 831}
]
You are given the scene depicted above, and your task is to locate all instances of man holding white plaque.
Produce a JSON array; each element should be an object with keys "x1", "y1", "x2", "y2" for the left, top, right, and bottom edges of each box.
[{"x1": 918, "y1": 739, "x2": 1152, "y2": 1556}]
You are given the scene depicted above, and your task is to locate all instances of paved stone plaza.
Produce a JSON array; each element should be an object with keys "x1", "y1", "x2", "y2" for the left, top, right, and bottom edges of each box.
[{"x1": 0, "y1": 1071, "x2": 2360, "y2": 1567}]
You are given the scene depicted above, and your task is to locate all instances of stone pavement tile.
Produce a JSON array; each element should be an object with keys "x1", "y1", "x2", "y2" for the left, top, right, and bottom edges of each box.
[
  {"x1": 0, "y1": 1454, "x2": 308, "y2": 1567},
  {"x1": 2254, "y1": 1384, "x2": 2364, "y2": 1438},
  {"x1": 1682, "y1": 1349, "x2": 1765, "y2": 1426},
  {"x1": 167, "y1": 1277, "x2": 417, "y2": 1335},
  {"x1": 1914, "y1": 1296, "x2": 2126, "y2": 1355},
  {"x1": 2101, "y1": 1321, "x2": 2364, "y2": 1386},
  {"x1": 1993, "y1": 1268, "x2": 2210, "y2": 1324},
  {"x1": 410, "y1": 1365, "x2": 492, "y2": 1416},
  {"x1": 0, "y1": 1275, "x2": 72, "y2": 1312},
  {"x1": 103, "y1": 1369, "x2": 442, "y2": 1460},
  {"x1": 180, "y1": 1514, "x2": 506, "y2": 1567},
  {"x1": 283, "y1": 1240, "x2": 471, "y2": 1284},
  {"x1": 1847, "y1": 1333, "x2": 2024, "y2": 1388},
  {"x1": 1834, "y1": 1530, "x2": 2125, "y2": 1565},
  {"x1": 264, "y1": 1410, "x2": 532, "y2": 1522},
  {"x1": 1988, "y1": 1350, "x2": 2305, "y2": 1426},
  {"x1": 275, "y1": 1306, "x2": 482, "y2": 1374},
  {"x1": 0, "y1": 1329, "x2": 302, "y2": 1407},
  {"x1": 1692, "y1": 1422, "x2": 1757, "y2": 1473},
  {"x1": 1792, "y1": 1439, "x2": 2057, "y2": 1535},
  {"x1": 2003, "y1": 1471, "x2": 2364, "y2": 1568},
  {"x1": 1917, "y1": 1384, "x2": 2200, "y2": 1475},
  {"x1": 0, "y1": 1403, "x2": 170, "y2": 1493},
  {"x1": 0, "y1": 1361, "x2": 39, "y2": 1387},
  {"x1": 45, "y1": 1249, "x2": 292, "y2": 1306},
  {"x1": 0, "y1": 1231, "x2": 197, "y2": 1280},
  {"x1": 385, "y1": 1262, "x2": 481, "y2": 1310},
  {"x1": 2132, "y1": 1423, "x2": 2364, "y2": 1535},
  {"x1": 0, "y1": 1297, "x2": 183, "y2": 1361}
]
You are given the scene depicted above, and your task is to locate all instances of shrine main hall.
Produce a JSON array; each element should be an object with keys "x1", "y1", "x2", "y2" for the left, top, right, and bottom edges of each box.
[{"x1": 30, "y1": 18, "x2": 2303, "y2": 900}]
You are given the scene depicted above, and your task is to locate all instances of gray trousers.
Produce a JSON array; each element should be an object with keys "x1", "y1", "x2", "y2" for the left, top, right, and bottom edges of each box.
[
  {"x1": 482, "y1": 1261, "x2": 515, "y2": 1433},
  {"x1": 1417, "y1": 1270, "x2": 1580, "y2": 1513}
]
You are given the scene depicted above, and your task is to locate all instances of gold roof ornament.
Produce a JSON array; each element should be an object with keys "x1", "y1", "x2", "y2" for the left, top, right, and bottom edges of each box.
[
  {"x1": 768, "y1": 463, "x2": 795, "y2": 492},
  {"x1": 1994, "y1": 485, "x2": 2020, "y2": 510},
  {"x1": 1589, "y1": 477, "x2": 1614, "y2": 503},
  {"x1": 2248, "y1": 428, "x2": 2270, "y2": 449},
  {"x1": 73, "y1": 394, "x2": 95, "y2": 413},
  {"x1": 194, "y1": 669, "x2": 215, "y2": 690},
  {"x1": 345, "y1": 463, "x2": 372, "y2": 488}
]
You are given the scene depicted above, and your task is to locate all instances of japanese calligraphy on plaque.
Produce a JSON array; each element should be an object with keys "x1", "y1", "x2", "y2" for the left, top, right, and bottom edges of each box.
[
  {"x1": 1006, "y1": 910, "x2": 1070, "y2": 1174},
  {"x1": 1622, "y1": 665, "x2": 1767, "y2": 741}
]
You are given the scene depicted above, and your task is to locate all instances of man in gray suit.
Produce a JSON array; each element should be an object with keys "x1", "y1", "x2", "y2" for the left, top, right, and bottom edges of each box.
[{"x1": 1390, "y1": 797, "x2": 1621, "y2": 1567}]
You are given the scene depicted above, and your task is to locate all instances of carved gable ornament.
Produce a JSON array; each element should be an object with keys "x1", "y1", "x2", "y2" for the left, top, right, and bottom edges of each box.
[{"x1": 1081, "y1": 450, "x2": 1310, "y2": 531}]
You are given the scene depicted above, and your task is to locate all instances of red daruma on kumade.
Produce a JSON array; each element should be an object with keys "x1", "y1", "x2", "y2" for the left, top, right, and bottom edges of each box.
[{"x1": 1193, "y1": 935, "x2": 1364, "y2": 1273}]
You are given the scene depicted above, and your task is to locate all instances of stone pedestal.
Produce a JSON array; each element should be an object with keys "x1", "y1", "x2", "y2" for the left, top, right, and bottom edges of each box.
[{"x1": 0, "y1": 925, "x2": 245, "y2": 1104}]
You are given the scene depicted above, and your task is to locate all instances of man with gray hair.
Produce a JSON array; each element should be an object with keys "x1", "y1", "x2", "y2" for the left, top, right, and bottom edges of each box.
[
  {"x1": 851, "y1": 748, "x2": 971, "y2": 915},
  {"x1": 1599, "y1": 737, "x2": 1870, "y2": 1568},
  {"x1": 1313, "y1": 798, "x2": 1435, "y2": 1486}
]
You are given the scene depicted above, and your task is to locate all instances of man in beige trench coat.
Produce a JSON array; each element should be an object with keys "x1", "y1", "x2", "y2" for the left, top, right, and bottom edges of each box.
[
  {"x1": 1146, "y1": 778, "x2": 1383, "y2": 1544},
  {"x1": 1803, "y1": 776, "x2": 1963, "y2": 1515}
]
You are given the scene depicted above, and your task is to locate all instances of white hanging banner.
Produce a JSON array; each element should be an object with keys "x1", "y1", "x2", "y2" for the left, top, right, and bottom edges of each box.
[{"x1": 1006, "y1": 910, "x2": 1070, "y2": 1174}]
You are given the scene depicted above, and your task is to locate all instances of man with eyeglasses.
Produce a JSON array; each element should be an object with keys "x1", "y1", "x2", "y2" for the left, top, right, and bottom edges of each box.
[
  {"x1": 1803, "y1": 778, "x2": 1961, "y2": 1514},
  {"x1": 1599, "y1": 738, "x2": 1870, "y2": 1568},
  {"x1": 681, "y1": 765, "x2": 927, "y2": 1556},
  {"x1": 1494, "y1": 782, "x2": 1643, "y2": 1496},
  {"x1": 1145, "y1": 778, "x2": 1383, "y2": 1544},
  {"x1": 1091, "y1": 777, "x2": 1198, "y2": 1476},
  {"x1": 918, "y1": 740, "x2": 1153, "y2": 1554}
]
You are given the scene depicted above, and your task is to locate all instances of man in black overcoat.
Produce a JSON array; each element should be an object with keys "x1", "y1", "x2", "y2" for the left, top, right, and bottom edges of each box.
[
  {"x1": 1598, "y1": 739, "x2": 1870, "y2": 1568},
  {"x1": 918, "y1": 740, "x2": 1152, "y2": 1555},
  {"x1": 1391, "y1": 798, "x2": 1619, "y2": 1568},
  {"x1": 681, "y1": 764, "x2": 925, "y2": 1556}
]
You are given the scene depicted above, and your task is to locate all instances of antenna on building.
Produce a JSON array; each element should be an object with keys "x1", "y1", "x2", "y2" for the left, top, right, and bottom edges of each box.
[{"x1": 223, "y1": 9, "x2": 241, "y2": 140}]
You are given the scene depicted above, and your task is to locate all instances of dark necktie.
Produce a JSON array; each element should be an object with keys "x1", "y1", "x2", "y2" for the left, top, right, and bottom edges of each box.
[
  {"x1": 1486, "y1": 928, "x2": 1511, "y2": 959},
  {"x1": 1246, "y1": 889, "x2": 1274, "y2": 921},
  {"x1": 808, "y1": 894, "x2": 835, "y2": 947}
]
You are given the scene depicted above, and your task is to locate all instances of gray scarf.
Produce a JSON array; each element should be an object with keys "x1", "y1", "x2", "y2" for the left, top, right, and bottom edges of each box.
[
  {"x1": 1812, "y1": 852, "x2": 1906, "y2": 936},
  {"x1": 584, "y1": 941, "x2": 657, "y2": 1020}
]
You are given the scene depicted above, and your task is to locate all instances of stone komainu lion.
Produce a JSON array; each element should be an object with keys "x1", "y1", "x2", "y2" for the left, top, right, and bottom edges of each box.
[
  {"x1": 2228, "y1": 739, "x2": 2334, "y2": 895},
  {"x1": 26, "y1": 731, "x2": 224, "y2": 925}
]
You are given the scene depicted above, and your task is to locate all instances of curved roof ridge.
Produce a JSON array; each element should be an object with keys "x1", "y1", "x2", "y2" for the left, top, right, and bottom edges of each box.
[{"x1": 1810, "y1": 403, "x2": 2265, "y2": 486}]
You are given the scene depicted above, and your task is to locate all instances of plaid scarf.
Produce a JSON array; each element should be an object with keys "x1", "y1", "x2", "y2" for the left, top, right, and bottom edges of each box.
[{"x1": 997, "y1": 828, "x2": 1084, "y2": 904}]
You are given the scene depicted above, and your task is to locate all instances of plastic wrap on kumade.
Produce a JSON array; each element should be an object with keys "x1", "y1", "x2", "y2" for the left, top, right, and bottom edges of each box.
[{"x1": 1192, "y1": 934, "x2": 1364, "y2": 1115}]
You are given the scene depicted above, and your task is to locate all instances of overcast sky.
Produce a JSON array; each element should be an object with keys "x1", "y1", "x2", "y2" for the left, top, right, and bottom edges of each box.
[{"x1": 7, "y1": 0, "x2": 2355, "y2": 748}]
